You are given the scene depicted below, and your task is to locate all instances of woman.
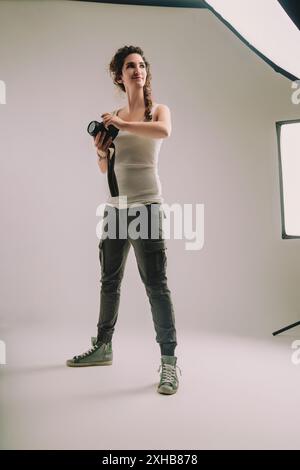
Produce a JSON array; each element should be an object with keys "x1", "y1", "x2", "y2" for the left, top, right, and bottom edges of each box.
[{"x1": 66, "y1": 46, "x2": 181, "y2": 395}]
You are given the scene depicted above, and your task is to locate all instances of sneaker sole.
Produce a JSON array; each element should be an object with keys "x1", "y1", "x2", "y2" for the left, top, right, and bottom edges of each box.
[
  {"x1": 66, "y1": 360, "x2": 113, "y2": 367},
  {"x1": 157, "y1": 385, "x2": 178, "y2": 395}
]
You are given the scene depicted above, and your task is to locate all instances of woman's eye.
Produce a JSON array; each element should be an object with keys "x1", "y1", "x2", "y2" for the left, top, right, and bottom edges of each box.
[{"x1": 128, "y1": 64, "x2": 145, "y2": 68}]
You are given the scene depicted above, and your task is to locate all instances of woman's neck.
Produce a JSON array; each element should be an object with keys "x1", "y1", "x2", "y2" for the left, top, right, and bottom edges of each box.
[{"x1": 125, "y1": 90, "x2": 145, "y2": 114}]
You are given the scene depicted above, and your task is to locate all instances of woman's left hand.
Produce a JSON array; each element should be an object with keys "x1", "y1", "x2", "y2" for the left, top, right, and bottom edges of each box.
[{"x1": 101, "y1": 112, "x2": 125, "y2": 131}]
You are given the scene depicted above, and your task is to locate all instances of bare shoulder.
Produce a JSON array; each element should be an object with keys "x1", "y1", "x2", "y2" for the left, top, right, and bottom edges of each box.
[
  {"x1": 152, "y1": 103, "x2": 171, "y2": 121},
  {"x1": 153, "y1": 103, "x2": 172, "y2": 137}
]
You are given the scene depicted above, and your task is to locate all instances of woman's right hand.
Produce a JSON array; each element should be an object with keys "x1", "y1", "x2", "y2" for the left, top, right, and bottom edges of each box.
[{"x1": 94, "y1": 130, "x2": 113, "y2": 159}]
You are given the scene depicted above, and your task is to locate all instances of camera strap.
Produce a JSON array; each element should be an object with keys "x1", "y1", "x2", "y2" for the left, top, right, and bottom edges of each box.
[{"x1": 107, "y1": 142, "x2": 119, "y2": 197}]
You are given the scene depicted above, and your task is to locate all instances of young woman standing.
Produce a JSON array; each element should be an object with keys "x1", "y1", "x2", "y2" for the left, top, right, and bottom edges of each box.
[{"x1": 67, "y1": 46, "x2": 181, "y2": 395}]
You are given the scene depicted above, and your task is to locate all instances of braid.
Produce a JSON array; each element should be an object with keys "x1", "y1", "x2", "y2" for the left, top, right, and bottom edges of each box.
[{"x1": 143, "y1": 85, "x2": 153, "y2": 122}]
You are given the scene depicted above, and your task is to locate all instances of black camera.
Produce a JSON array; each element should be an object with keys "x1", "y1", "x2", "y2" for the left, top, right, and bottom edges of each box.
[
  {"x1": 87, "y1": 119, "x2": 119, "y2": 197},
  {"x1": 87, "y1": 120, "x2": 119, "y2": 144}
]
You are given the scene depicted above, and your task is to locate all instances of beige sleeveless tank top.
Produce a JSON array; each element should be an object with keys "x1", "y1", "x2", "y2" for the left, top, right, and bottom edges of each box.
[{"x1": 105, "y1": 103, "x2": 164, "y2": 209}]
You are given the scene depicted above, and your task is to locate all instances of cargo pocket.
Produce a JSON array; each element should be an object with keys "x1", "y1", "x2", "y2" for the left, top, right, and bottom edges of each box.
[
  {"x1": 99, "y1": 238, "x2": 105, "y2": 274},
  {"x1": 142, "y1": 238, "x2": 167, "y2": 279}
]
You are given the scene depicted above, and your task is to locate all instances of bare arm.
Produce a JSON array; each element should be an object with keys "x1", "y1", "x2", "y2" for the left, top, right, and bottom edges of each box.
[
  {"x1": 97, "y1": 147, "x2": 114, "y2": 174},
  {"x1": 122, "y1": 105, "x2": 172, "y2": 138},
  {"x1": 94, "y1": 130, "x2": 113, "y2": 174}
]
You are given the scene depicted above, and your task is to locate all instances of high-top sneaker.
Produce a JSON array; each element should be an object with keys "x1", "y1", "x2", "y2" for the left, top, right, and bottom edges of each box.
[
  {"x1": 66, "y1": 340, "x2": 113, "y2": 367},
  {"x1": 157, "y1": 355, "x2": 181, "y2": 395}
]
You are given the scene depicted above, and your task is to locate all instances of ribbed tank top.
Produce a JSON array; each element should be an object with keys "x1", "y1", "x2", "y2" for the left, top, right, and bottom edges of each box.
[{"x1": 105, "y1": 103, "x2": 164, "y2": 209}]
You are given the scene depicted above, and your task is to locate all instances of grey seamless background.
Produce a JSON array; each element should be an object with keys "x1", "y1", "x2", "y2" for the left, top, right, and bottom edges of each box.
[{"x1": 1, "y1": 0, "x2": 300, "y2": 343}]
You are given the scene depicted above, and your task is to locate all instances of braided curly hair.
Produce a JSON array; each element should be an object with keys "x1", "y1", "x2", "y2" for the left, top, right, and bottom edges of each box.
[{"x1": 108, "y1": 45, "x2": 154, "y2": 122}]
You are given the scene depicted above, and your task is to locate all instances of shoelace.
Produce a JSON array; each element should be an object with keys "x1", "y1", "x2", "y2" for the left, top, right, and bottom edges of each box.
[
  {"x1": 73, "y1": 343, "x2": 103, "y2": 361},
  {"x1": 157, "y1": 363, "x2": 182, "y2": 384}
]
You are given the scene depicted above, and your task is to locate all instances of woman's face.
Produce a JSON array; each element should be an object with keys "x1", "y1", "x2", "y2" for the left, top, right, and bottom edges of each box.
[{"x1": 119, "y1": 53, "x2": 147, "y2": 89}]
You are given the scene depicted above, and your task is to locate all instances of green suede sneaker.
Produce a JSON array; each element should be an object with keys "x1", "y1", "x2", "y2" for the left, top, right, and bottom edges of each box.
[
  {"x1": 66, "y1": 340, "x2": 113, "y2": 367},
  {"x1": 157, "y1": 355, "x2": 182, "y2": 395}
]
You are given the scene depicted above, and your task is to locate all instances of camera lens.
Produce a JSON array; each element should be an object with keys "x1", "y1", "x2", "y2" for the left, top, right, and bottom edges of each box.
[{"x1": 87, "y1": 121, "x2": 100, "y2": 137}]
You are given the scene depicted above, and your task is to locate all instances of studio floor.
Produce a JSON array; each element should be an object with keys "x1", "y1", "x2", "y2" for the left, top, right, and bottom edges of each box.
[{"x1": 1, "y1": 323, "x2": 300, "y2": 450}]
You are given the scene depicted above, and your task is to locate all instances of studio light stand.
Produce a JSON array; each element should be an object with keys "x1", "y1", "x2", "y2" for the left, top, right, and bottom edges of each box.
[{"x1": 272, "y1": 320, "x2": 300, "y2": 336}]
